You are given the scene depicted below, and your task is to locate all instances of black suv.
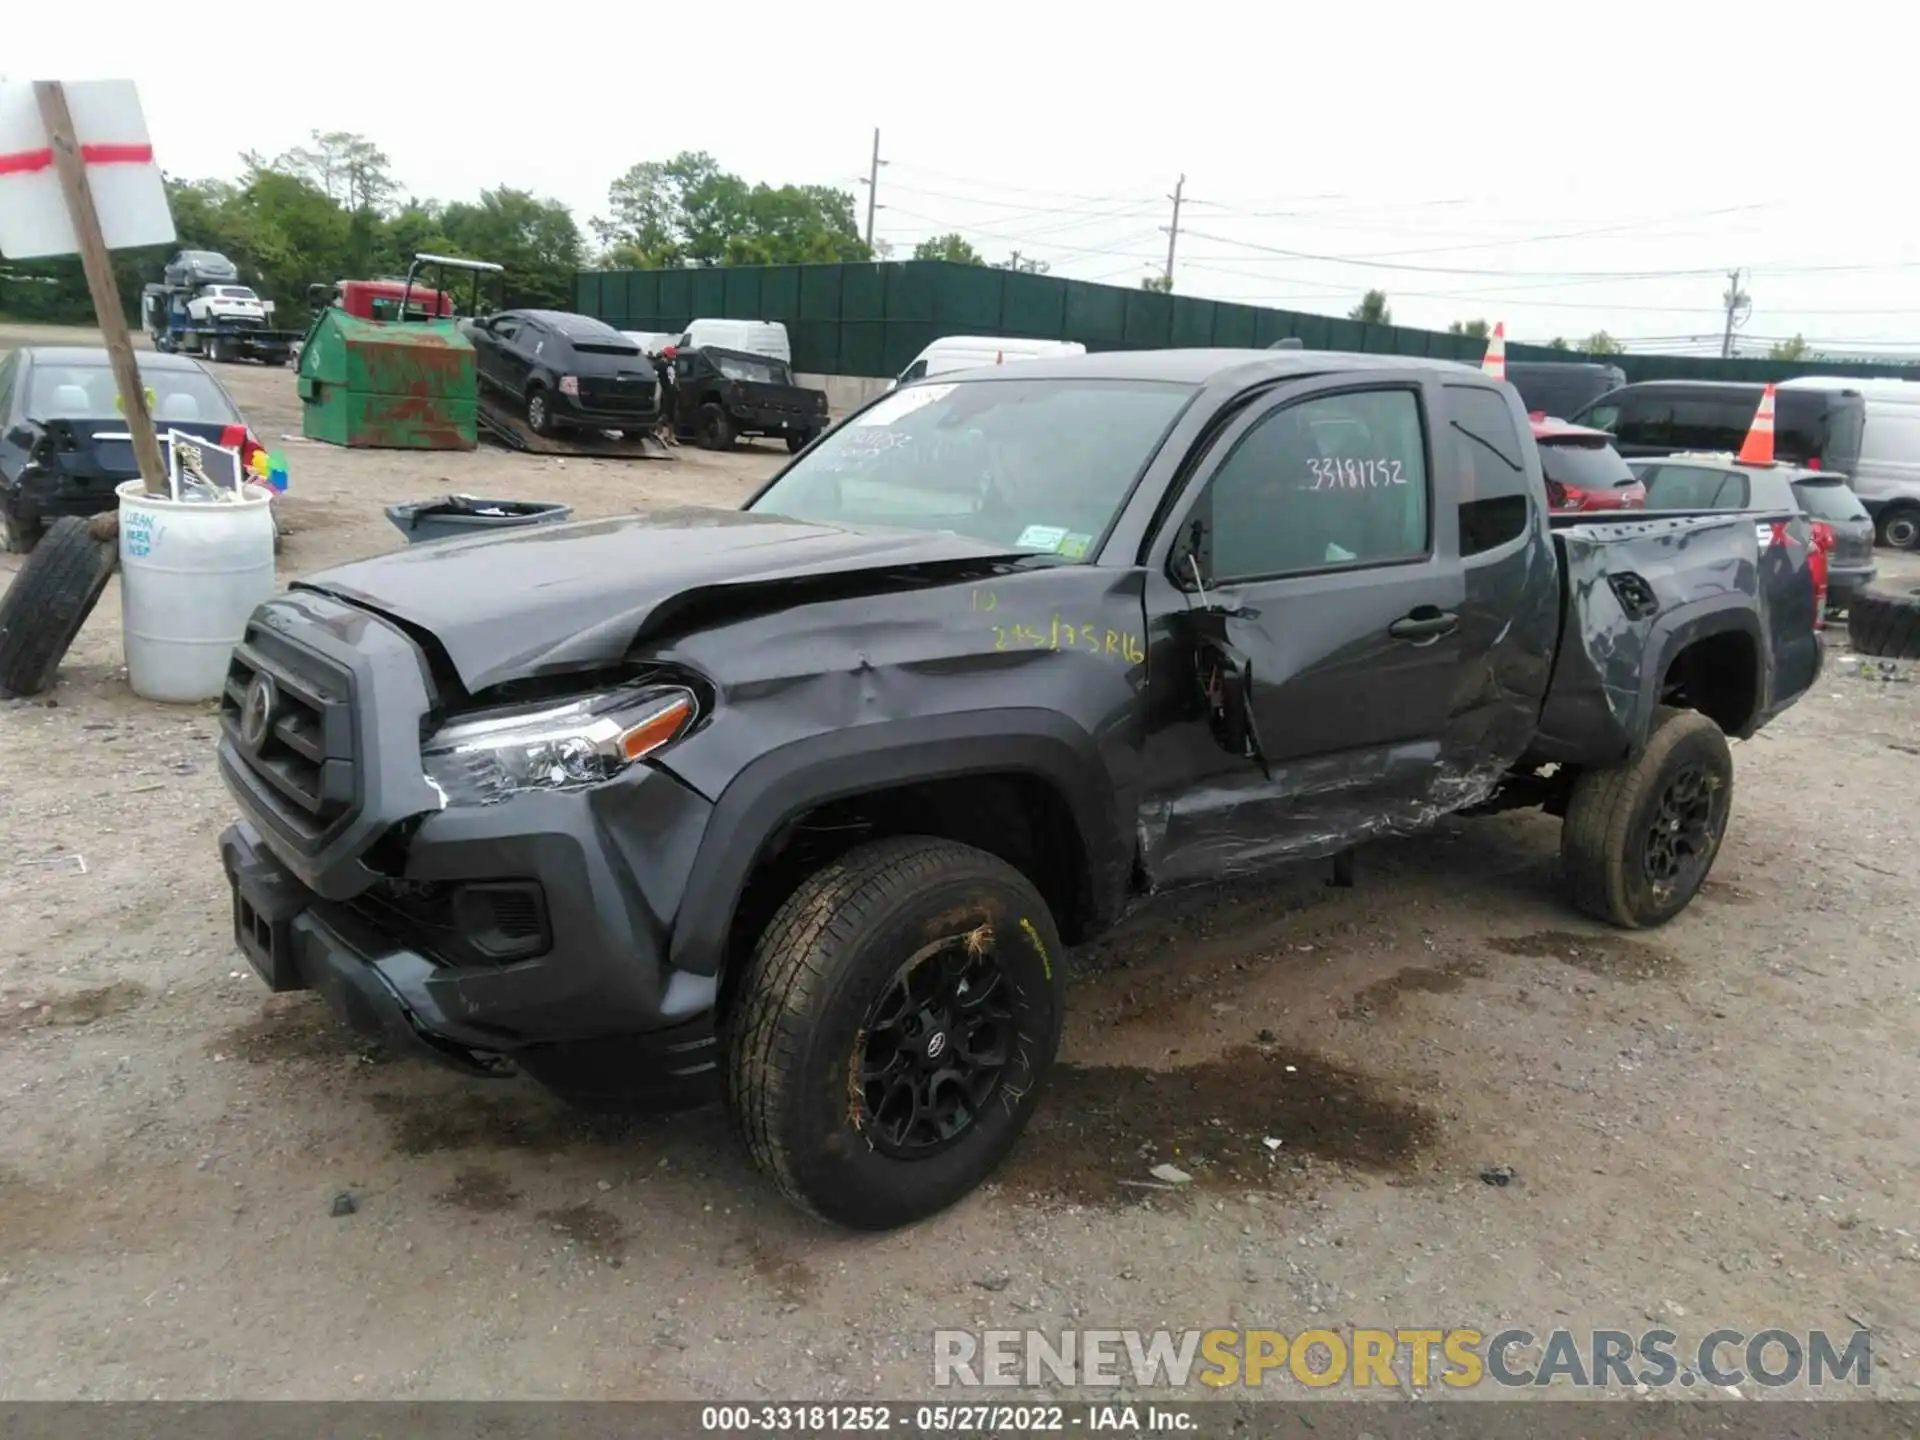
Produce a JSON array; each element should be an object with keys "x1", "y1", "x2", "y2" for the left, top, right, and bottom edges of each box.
[
  {"x1": 670, "y1": 346, "x2": 829, "y2": 452},
  {"x1": 1504, "y1": 361, "x2": 1626, "y2": 421},
  {"x1": 469, "y1": 310, "x2": 659, "y2": 436},
  {"x1": 1573, "y1": 380, "x2": 1865, "y2": 475}
]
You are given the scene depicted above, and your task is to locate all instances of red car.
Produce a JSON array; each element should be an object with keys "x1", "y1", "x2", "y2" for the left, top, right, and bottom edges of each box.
[{"x1": 1531, "y1": 415, "x2": 1646, "y2": 512}]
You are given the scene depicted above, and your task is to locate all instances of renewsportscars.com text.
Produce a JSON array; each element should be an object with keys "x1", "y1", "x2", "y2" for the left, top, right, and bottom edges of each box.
[{"x1": 932, "y1": 1327, "x2": 1873, "y2": 1390}]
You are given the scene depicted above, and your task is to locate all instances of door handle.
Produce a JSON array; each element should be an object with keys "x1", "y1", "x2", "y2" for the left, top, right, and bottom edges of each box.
[{"x1": 1388, "y1": 608, "x2": 1459, "y2": 643}]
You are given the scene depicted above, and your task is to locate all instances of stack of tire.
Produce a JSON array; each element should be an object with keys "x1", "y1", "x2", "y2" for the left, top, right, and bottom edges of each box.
[
  {"x1": 1845, "y1": 585, "x2": 1920, "y2": 661},
  {"x1": 0, "y1": 516, "x2": 118, "y2": 699}
]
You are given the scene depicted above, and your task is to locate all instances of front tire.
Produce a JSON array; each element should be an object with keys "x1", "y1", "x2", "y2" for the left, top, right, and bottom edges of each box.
[
  {"x1": 1561, "y1": 706, "x2": 1733, "y2": 929},
  {"x1": 725, "y1": 837, "x2": 1066, "y2": 1230}
]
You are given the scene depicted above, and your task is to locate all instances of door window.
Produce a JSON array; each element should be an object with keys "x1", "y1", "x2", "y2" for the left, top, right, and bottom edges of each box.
[
  {"x1": 1197, "y1": 389, "x2": 1430, "y2": 582},
  {"x1": 490, "y1": 316, "x2": 522, "y2": 343},
  {"x1": 900, "y1": 359, "x2": 929, "y2": 383},
  {"x1": 1445, "y1": 384, "x2": 1532, "y2": 555}
]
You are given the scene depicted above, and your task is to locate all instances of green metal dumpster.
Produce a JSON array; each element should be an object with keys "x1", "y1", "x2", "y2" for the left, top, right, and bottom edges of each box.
[{"x1": 295, "y1": 311, "x2": 478, "y2": 449}]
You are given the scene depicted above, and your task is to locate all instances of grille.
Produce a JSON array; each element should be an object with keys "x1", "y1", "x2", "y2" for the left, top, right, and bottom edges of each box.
[
  {"x1": 350, "y1": 879, "x2": 551, "y2": 967},
  {"x1": 221, "y1": 628, "x2": 357, "y2": 834},
  {"x1": 580, "y1": 375, "x2": 655, "y2": 415}
]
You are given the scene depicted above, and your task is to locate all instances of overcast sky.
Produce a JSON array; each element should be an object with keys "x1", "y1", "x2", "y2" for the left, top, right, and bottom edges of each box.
[{"x1": 12, "y1": 0, "x2": 1917, "y2": 355}]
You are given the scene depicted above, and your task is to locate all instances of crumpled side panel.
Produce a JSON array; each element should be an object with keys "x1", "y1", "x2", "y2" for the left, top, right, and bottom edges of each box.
[{"x1": 1137, "y1": 743, "x2": 1505, "y2": 890}]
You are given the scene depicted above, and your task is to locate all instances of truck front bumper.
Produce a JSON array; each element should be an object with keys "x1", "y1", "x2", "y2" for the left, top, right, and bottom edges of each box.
[{"x1": 221, "y1": 817, "x2": 722, "y2": 1103}]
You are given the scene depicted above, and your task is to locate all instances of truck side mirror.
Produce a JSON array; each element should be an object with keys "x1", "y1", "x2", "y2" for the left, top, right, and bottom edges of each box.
[{"x1": 6, "y1": 424, "x2": 37, "y2": 449}]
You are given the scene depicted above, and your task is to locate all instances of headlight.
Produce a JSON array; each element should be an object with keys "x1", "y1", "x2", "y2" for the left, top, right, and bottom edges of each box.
[{"x1": 421, "y1": 685, "x2": 696, "y2": 807}]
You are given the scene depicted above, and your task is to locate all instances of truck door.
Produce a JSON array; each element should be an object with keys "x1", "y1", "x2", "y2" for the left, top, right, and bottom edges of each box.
[{"x1": 1137, "y1": 375, "x2": 1477, "y2": 884}]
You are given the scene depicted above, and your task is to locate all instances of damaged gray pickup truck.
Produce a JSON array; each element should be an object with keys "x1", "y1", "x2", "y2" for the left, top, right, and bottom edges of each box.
[{"x1": 218, "y1": 350, "x2": 1822, "y2": 1228}]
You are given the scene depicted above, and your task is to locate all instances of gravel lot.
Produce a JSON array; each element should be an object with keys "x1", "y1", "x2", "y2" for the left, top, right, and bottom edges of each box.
[{"x1": 2, "y1": 323, "x2": 1917, "y2": 1402}]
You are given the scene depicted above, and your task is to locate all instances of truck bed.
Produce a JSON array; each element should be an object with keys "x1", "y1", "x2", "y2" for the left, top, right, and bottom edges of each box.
[{"x1": 1530, "y1": 508, "x2": 1820, "y2": 766}]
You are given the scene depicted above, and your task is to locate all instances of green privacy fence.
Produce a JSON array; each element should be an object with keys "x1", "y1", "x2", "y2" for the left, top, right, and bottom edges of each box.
[{"x1": 575, "y1": 260, "x2": 1920, "y2": 384}]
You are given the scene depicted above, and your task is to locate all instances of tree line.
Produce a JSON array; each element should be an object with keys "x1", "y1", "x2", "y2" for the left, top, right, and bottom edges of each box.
[
  {"x1": 0, "y1": 137, "x2": 878, "y2": 327},
  {"x1": 1346, "y1": 290, "x2": 1628, "y2": 355}
]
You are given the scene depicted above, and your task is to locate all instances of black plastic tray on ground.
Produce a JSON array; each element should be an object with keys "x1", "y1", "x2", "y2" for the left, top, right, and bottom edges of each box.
[{"x1": 384, "y1": 495, "x2": 574, "y2": 545}]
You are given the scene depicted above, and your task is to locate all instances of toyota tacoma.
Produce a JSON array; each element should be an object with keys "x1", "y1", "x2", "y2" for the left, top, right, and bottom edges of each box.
[{"x1": 217, "y1": 350, "x2": 1822, "y2": 1229}]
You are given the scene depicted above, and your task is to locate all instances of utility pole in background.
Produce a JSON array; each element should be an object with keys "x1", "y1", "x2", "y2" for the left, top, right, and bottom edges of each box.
[
  {"x1": 1720, "y1": 267, "x2": 1751, "y2": 358},
  {"x1": 1160, "y1": 174, "x2": 1185, "y2": 290},
  {"x1": 860, "y1": 129, "x2": 886, "y2": 249}
]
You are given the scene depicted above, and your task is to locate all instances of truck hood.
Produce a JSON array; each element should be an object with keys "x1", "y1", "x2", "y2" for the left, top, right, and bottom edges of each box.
[{"x1": 296, "y1": 506, "x2": 1028, "y2": 693}]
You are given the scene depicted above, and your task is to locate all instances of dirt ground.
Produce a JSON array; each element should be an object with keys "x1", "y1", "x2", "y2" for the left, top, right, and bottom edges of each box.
[{"x1": 2, "y1": 322, "x2": 1918, "y2": 1403}]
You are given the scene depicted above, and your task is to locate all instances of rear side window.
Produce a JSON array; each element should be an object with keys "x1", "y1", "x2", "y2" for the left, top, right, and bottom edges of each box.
[
  {"x1": 1793, "y1": 479, "x2": 1869, "y2": 522},
  {"x1": 1813, "y1": 397, "x2": 1864, "y2": 473},
  {"x1": 1642, "y1": 465, "x2": 1749, "y2": 509},
  {"x1": 1539, "y1": 439, "x2": 1636, "y2": 492},
  {"x1": 1446, "y1": 384, "x2": 1531, "y2": 556},
  {"x1": 1666, "y1": 396, "x2": 1755, "y2": 451}
]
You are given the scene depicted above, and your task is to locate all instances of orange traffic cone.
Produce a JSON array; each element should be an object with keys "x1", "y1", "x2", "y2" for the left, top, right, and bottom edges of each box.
[
  {"x1": 1481, "y1": 322, "x2": 1507, "y2": 381},
  {"x1": 1737, "y1": 385, "x2": 1777, "y2": 466}
]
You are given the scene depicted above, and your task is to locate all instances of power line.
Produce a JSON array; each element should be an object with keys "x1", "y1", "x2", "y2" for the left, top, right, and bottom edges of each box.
[
  {"x1": 1180, "y1": 228, "x2": 1730, "y2": 279},
  {"x1": 883, "y1": 161, "x2": 1156, "y2": 206}
]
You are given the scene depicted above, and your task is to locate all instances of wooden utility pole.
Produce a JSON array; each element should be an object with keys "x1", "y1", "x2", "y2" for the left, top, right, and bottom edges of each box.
[
  {"x1": 34, "y1": 80, "x2": 167, "y2": 496},
  {"x1": 862, "y1": 128, "x2": 885, "y2": 250},
  {"x1": 1161, "y1": 174, "x2": 1185, "y2": 291}
]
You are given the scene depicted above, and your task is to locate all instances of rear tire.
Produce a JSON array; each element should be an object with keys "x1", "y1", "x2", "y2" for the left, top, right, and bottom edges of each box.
[
  {"x1": 698, "y1": 403, "x2": 735, "y2": 451},
  {"x1": 1560, "y1": 706, "x2": 1733, "y2": 929},
  {"x1": 1845, "y1": 584, "x2": 1920, "y2": 660},
  {"x1": 526, "y1": 385, "x2": 555, "y2": 436},
  {"x1": 0, "y1": 516, "x2": 118, "y2": 699},
  {"x1": 786, "y1": 429, "x2": 815, "y2": 454},
  {"x1": 206, "y1": 335, "x2": 225, "y2": 364},
  {"x1": 725, "y1": 837, "x2": 1066, "y2": 1230},
  {"x1": 1877, "y1": 507, "x2": 1920, "y2": 551}
]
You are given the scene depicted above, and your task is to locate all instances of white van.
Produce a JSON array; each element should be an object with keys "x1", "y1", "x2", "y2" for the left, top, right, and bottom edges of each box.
[
  {"x1": 619, "y1": 330, "x2": 679, "y2": 358},
  {"x1": 891, "y1": 336, "x2": 1087, "y2": 389},
  {"x1": 678, "y1": 319, "x2": 791, "y2": 364},
  {"x1": 1779, "y1": 375, "x2": 1920, "y2": 547}
]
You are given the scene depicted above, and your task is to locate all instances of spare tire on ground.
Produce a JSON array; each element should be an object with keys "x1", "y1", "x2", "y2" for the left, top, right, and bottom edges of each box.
[
  {"x1": 0, "y1": 516, "x2": 118, "y2": 698},
  {"x1": 1845, "y1": 584, "x2": 1920, "y2": 661}
]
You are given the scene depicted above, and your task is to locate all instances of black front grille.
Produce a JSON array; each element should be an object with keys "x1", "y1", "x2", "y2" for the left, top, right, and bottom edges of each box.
[
  {"x1": 221, "y1": 628, "x2": 357, "y2": 834},
  {"x1": 350, "y1": 878, "x2": 551, "y2": 967},
  {"x1": 580, "y1": 376, "x2": 655, "y2": 415}
]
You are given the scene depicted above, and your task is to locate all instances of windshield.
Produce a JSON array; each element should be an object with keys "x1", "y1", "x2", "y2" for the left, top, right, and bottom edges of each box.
[
  {"x1": 27, "y1": 362, "x2": 241, "y2": 426},
  {"x1": 1793, "y1": 478, "x2": 1870, "y2": 522},
  {"x1": 1539, "y1": 438, "x2": 1637, "y2": 489},
  {"x1": 748, "y1": 377, "x2": 1194, "y2": 553},
  {"x1": 715, "y1": 352, "x2": 792, "y2": 385}
]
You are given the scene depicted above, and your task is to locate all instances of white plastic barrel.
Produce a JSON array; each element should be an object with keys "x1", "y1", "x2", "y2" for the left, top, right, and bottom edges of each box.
[{"x1": 115, "y1": 479, "x2": 277, "y2": 703}]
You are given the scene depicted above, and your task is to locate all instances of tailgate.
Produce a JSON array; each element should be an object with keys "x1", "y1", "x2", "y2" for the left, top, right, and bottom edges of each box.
[{"x1": 737, "y1": 381, "x2": 823, "y2": 417}]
